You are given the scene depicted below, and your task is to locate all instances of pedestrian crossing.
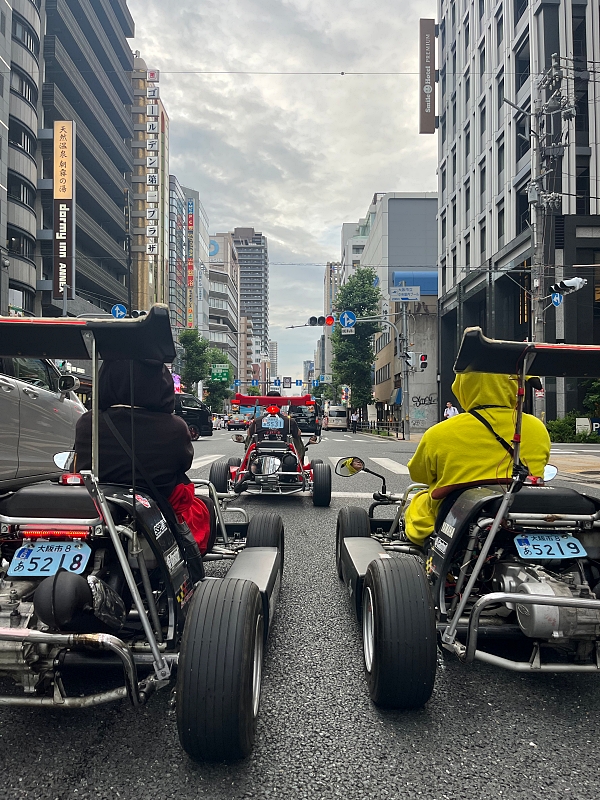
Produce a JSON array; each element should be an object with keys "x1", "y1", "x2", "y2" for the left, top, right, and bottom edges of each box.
[
  {"x1": 328, "y1": 456, "x2": 409, "y2": 475},
  {"x1": 190, "y1": 454, "x2": 224, "y2": 470}
]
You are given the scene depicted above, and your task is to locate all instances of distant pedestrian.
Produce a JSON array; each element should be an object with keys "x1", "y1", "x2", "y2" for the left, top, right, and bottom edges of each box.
[
  {"x1": 444, "y1": 401, "x2": 459, "y2": 420},
  {"x1": 351, "y1": 411, "x2": 358, "y2": 433}
]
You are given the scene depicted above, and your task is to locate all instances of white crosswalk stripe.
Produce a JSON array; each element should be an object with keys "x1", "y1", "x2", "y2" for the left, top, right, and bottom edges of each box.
[
  {"x1": 190, "y1": 454, "x2": 224, "y2": 470},
  {"x1": 369, "y1": 457, "x2": 409, "y2": 475}
]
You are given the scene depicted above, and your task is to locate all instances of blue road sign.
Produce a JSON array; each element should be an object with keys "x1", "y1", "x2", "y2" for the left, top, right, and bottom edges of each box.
[
  {"x1": 251, "y1": 379, "x2": 259, "y2": 387},
  {"x1": 551, "y1": 292, "x2": 563, "y2": 308},
  {"x1": 312, "y1": 379, "x2": 320, "y2": 387},
  {"x1": 273, "y1": 379, "x2": 281, "y2": 387},
  {"x1": 340, "y1": 310, "x2": 357, "y2": 328},
  {"x1": 295, "y1": 379, "x2": 303, "y2": 387},
  {"x1": 111, "y1": 304, "x2": 127, "y2": 319},
  {"x1": 234, "y1": 379, "x2": 241, "y2": 386}
]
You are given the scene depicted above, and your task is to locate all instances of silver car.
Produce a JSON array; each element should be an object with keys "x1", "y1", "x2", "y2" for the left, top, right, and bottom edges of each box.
[{"x1": 0, "y1": 357, "x2": 85, "y2": 489}]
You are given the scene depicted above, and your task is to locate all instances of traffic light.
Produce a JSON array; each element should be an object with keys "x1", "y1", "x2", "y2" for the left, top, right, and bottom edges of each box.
[
  {"x1": 325, "y1": 315, "x2": 335, "y2": 326},
  {"x1": 420, "y1": 353, "x2": 428, "y2": 370},
  {"x1": 549, "y1": 277, "x2": 587, "y2": 294},
  {"x1": 405, "y1": 352, "x2": 416, "y2": 368},
  {"x1": 131, "y1": 309, "x2": 147, "y2": 318},
  {"x1": 308, "y1": 316, "x2": 326, "y2": 326}
]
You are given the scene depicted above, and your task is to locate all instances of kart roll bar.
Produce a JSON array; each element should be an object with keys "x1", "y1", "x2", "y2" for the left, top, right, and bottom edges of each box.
[{"x1": 234, "y1": 394, "x2": 315, "y2": 407}]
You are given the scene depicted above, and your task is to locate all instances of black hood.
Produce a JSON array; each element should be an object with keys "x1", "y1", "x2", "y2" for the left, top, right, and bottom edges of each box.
[{"x1": 98, "y1": 360, "x2": 175, "y2": 413}]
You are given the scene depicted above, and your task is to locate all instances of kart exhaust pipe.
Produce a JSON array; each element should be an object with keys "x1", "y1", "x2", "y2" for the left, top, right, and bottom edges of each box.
[{"x1": 34, "y1": 571, "x2": 126, "y2": 632}]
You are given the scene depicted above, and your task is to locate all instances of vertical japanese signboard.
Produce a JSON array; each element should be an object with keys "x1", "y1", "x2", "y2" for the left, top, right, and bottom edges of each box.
[
  {"x1": 419, "y1": 19, "x2": 436, "y2": 134},
  {"x1": 53, "y1": 121, "x2": 76, "y2": 299},
  {"x1": 187, "y1": 198, "x2": 195, "y2": 328}
]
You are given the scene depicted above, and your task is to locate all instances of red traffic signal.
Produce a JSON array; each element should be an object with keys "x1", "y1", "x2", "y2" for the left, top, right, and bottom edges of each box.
[
  {"x1": 419, "y1": 353, "x2": 428, "y2": 369},
  {"x1": 325, "y1": 315, "x2": 335, "y2": 326}
]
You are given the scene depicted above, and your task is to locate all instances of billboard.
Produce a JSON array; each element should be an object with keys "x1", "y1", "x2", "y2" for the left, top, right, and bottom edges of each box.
[
  {"x1": 53, "y1": 121, "x2": 76, "y2": 299},
  {"x1": 187, "y1": 198, "x2": 195, "y2": 327},
  {"x1": 419, "y1": 19, "x2": 436, "y2": 134}
]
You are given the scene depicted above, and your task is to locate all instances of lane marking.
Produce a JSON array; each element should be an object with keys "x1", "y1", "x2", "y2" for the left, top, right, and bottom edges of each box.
[
  {"x1": 370, "y1": 457, "x2": 410, "y2": 475},
  {"x1": 190, "y1": 454, "x2": 224, "y2": 470}
]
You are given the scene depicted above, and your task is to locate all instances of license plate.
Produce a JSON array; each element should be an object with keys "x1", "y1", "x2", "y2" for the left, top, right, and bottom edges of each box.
[
  {"x1": 8, "y1": 541, "x2": 92, "y2": 577},
  {"x1": 514, "y1": 533, "x2": 587, "y2": 560}
]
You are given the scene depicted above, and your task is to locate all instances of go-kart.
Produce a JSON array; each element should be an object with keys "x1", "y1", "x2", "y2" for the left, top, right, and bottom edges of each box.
[
  {"x1": 334, "y1": 327, "x2": 600, "y2": 709},
  {"x1": 209, "y1": 394, "x2": 332, "y2": 507},
  {"x1": 0, "y1": 307, "x2": 283, "y2": 761}
]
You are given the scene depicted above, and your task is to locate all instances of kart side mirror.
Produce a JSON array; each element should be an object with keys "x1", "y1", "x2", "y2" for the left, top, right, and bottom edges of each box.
[
  {"x1": 54, "y1": 451, "x2": 76, "y2": 471},
  {"x1": 58, "y1": 374, "x2": 80, "y2": 396},
  {"x1": 232, "y1": 434, "x2": 245, "y2": 443},
  {"x1": 336, "y1": 457, "x2": 365, "y2": 477},
  {"x1": 308, "y1": 435, "x2": 320, "y2": 445},
  {"x1": 543, "y1": 464, "x2": 558, "y2": 482}
]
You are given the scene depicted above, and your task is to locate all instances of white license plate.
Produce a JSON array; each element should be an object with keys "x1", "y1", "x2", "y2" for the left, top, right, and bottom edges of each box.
[
  {"x1": 8, "y1": 541, "x2": 92, "y2": 577},
  {"x1": 514, "y1": 533, "x2": 587, "y2": 560}
]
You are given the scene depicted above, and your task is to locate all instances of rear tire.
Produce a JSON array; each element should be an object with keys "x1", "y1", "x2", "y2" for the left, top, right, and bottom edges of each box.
[
  {"x1": 227, "y1": 456, "x2": 241, "y2": 468},
  {"x1": 336, "y1": 506, "x2": 371, "y2": 579},
  {"x1": 245, "y1": 512, "x2": 284, "y2": 574},
  {"x1": 310, "y1": 459, "x2": 323, "y2": 468},
  {"x1": 312, "y1": 462, "x2": 331, "y2": 507},
  {"x1": 188, "y1": 424, "x2": 200, "y2": 441},
  {"x1": 209, "y1": 460, "x2": 230, "y2": 493},
  {"x1": 362, "y1": 556, "x2": 436, "y2": 709},
  {"x1": 176, "y1": 578, "x2": 263, "y2": 761}
]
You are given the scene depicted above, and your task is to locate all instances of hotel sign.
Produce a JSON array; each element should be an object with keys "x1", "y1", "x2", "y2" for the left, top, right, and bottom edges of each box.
[
  {"x1": 187, "y1": 198, "x2": 195, "y2": 328},
  {"x1": 53, "y1": 121, "x2": 76, "y2": 299},
  {"x1": 419, "y1": 19, "x2": 436, "y2": 134}
]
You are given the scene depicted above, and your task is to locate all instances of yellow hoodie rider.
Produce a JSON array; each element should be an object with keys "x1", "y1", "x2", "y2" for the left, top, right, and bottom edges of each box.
[{"x1": 405, "y1": 372, "x2": 551, "y2": 547}]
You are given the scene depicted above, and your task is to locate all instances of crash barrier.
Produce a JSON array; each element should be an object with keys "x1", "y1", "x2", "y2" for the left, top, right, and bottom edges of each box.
[{"x1": 359, "y1": 420, "x2": 405, "y2": 439}]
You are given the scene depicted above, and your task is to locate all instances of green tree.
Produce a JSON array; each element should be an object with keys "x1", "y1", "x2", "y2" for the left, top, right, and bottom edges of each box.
[
  {"x1": 203, "y1": 347, "x2": 234, "y2": 411},
  {"x1": 331, "y1": 268, "x2": 381, "y2": 409},
  {"x1": 178, "y1": 329, "x2": 211, "y2": 393},
  {"x1": 583, "y1": 380, "x2": 600, "y2": 418},
  {"x1": 245, "y1": 386, "x2": 261, "y2": 396}
]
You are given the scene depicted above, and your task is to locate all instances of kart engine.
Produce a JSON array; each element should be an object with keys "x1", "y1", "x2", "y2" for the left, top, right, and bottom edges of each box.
[
  {"x1": 492, "y1": 560, "x2": 600, "y2": 639},
  {"x1": 0, "y1": 576, "x2": 46, "y2": 690}
]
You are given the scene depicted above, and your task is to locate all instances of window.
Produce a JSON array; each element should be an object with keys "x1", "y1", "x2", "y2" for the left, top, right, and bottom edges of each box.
[
  {"x1": 441, "y1": 70, "x2": 447, "y2": 99},
  {"x1": 516, "y1": 114, "x2": 530, "y2": 161},
  {"x1": 465, "y1": 73, "x2": 470, "y2": 109},
  {"x1": 480, "y1": 224, "x2": 487, "y2": 255},
  {"x1": 452, "y1": 99, "x2": 457, "y2": 136},
  {"x1": 465, "y1": 129, "x2": 470, "y2": 164},
  {"x1": 516, "y1": 188, "x2": 529, "y2": 234},
  {"x1": 441, "y1": 168, "x2": 447, "y2": 195},
  {"x1": 0, "y1": 12, "x2": 5, "y2": 37},
  {"x1": 7, "y1": 227, "x2": 34, "y2": 259},
  {"x1": 480, "y1": 164, "x2": 486, "y2": 202},
  {"x1": 12, "y1": 14, "x2": 39, "y2": 58},
  {"x1": 11, "y1": 358, "x2": 57, "y2": 392},
  {"x1": 10, "y1": 68, "x2": 38, "y2": 106},
  {"x1": 441, "y1": 115, "x2": 447, "y2": 144},
  {"x1": 479, "y1": 47, "x2": 485, "y2": 92},
  {"x1": 498, "y1": 141, "x2": 505, "y2": 181},
  {"x1": 452, "y1": 199, "x2": 457, "y2": 232},
  {"x1": 498, "y1": 205, "x2": 505, "y2": 245},
  {"x1": 442, "y1": 214, "x2": 447, "y2": 242},
  {"x1": 8, "y1": 286, "x2": 33, "y2": 315},
  {"x1": 465, "y1": 183, "x2": 471, "y2": 222},
  {"x1": 8, "y1": 172, "x2": 35, "y2": 208},
  {"x1": 441, "y1": 258, "x2": 447, "y2": 292},
  {"x1": 496, "y1": 14, "x2": 504, "y2": 48},
  {"x1": 480, "y1": 102, "x2": 486, "y2": 142},
  {"x1": 465, "y1": 236, "x2": 471, "y2": 269},
  {"x1": 375, "y1": 363, "x2": 391, "y2": 385},
  {"x1": 451, "y1": 1, "x2": 455, "y2": 30},
  {"x1": 465, "y1": 20, "x2": 470, "y2": 54},
  {"x1": 452, "y1": 150, "x2": 457, "y2": 189},
  {"x1": 479, "y1": 0, "x2": 485, "y2": 19},
  {"x1": 452, "y1": 250, "x2": 457, "y2": 282},
  {"x1": 515, "y1": 39, "x2": 530, "y2": 93},
  {"x1": 351, "y1": 245, "x2": 364, "y2": 254},
  {"x1": 576, "y1": 155, "x2": 590, "y2": 215},
  {"x1": 514, "y1": 0, "x2": 528, "y2": 26},
  {"x1": 441, "y1": 20, "x2": 446, "y2": 52},
  {"x1": 452, "y1": 51, "x2": 457, "y2": 91}
]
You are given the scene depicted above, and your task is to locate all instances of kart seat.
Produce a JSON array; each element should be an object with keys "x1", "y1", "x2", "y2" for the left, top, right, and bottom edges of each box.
[
  {"x1": 0, "y1": 483, "x2": 101, "y2": 520},
  {"x1": 256, "y1": 441, "x2": 290, "y2": 453}
]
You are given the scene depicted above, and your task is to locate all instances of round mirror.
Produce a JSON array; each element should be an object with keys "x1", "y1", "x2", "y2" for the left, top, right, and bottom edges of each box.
[
  {"x1": 251, "y1": 455, "x2": 282, "y2": 476},
  {"x1": 308, "y1": 435, "x2": 320, "y2": 445},
  {"x1": 543, "y1": 464, "x2": 558, "y2": 482},
  {"x1": 231, "y1": 434, "x2": 245, "y2": 443},
  {"x1": 54, "y1": 451, "x2": 76, "y2": 471},
  {"x1": 335, "y1": 457, "x2": 365, "y2": 477}
]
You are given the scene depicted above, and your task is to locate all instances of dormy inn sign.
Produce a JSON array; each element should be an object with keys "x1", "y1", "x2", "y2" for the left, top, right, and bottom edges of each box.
[
  {"x1": 53, "y1": 120, "x2": 76, "y2": 300},
  {"x1": 419, "y1": 19, "x2": 436, "y2": 135}
]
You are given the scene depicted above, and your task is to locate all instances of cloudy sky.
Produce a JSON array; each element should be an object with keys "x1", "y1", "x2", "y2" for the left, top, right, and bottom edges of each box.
[{"x1": 128, "y1": 0, "x2": 437, "y2": 378}]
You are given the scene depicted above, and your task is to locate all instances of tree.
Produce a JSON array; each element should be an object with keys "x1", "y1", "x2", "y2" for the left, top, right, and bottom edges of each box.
[
  {"x1": 244, "y1": 385, "x2": 261, "y2": 396},
  {"x1": 178, "y1": 329, "x2": 211, "y2": 392},
  {"x1": 203, "y1": 347, "x2": 234, "y2": 410},
  {"x1": 331, "y1": 268, "x2": 381, "y2": 409}
]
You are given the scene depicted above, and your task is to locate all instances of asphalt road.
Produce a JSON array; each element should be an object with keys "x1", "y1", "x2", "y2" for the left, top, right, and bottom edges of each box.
[{"x1": 2, "y1": 431, "x2": 600, "y2": 799}]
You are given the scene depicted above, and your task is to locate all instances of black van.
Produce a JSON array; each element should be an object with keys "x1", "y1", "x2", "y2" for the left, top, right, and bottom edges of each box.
[
  {"x1": 174, "y1": 393, "x2": 213, "y2": 438},
  {"x1": 289, "y1": 403, "x2": 322, "y2": 434}
]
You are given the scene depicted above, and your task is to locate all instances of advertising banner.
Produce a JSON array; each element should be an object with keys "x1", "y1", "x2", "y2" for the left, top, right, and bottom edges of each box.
[
  {"x1": 419, "y1": 19, "x2": 436, "y2": 134},
  {"x1": 53, "y1": 121, "x2": 76, "y2": 300}
]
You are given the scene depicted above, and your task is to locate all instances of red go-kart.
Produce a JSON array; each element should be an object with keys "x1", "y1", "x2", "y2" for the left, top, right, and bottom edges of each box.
[{"x1": 209, "y1": 395, "x2": 332, "y2": 507}]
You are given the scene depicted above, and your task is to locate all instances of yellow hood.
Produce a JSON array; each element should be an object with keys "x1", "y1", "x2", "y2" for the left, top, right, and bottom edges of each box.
[{"x1": 451, "y1": 372, "x2": 518, "y2": 412}]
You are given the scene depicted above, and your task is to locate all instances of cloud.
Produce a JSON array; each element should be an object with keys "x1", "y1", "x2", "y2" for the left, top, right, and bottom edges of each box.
[{"x1": 128, "y1": 0, "x2": 437, "y2": 378}]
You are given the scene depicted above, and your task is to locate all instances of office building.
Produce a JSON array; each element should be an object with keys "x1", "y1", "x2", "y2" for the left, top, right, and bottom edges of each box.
[
  {"x1": 232, "y1": 227, "x2": 269, "y2": 355},
  {"x1": 303, "y1": 359, "x2": 314, "y2": 387},
  {"x1": 340, "y1": 223, "x2": 368, "y2": 286},
  {"x1": 240, "y1": 316, "x2": 254, "y2": 384},
  {"x1": 436, "y1": 0, "x2": 600, "y2": 417},
  {"x1": 168, "y1": 175, "x2": 186, "y2": 329},
  {"x1": 350, "y1": 192, "x2": 438, "y2": 429},
  {"x1": 268, "y1": 340, "x2": 278, "y2": 379},
  {"x1": 183, "y1": 186, "x2": 210, "y2": 337},
  {"x1": 38, "y1": 0, "x2": 135, "y2": 315},
  {"x1": 209, "y1": 232, "x2": 239, "y2": 375}
]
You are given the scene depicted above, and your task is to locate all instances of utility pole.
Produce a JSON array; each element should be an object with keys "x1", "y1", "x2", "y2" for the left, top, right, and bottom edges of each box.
[
  {"x1": 124, "y1": 188, "x2": 133, "y2": 316},
  {"x1": 401, "y1": 301, "x2": 410, "y2": 441}
]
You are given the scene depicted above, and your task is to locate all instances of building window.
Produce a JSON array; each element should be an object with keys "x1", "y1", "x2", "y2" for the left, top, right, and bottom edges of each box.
[
  {"x1": 465, "y1": 129, "x2": 470, "y2": 165},
  {"x1": 451, "y1": 1, "x2": 456, "y2": 30},
  {"x1": 12, "y1": 14, "x2": 39, "y2": 59},
  {"x1": 441, "y1": 168, "x2": 447, "y2": 196},
  {"x1": 8, "y1": 118, "x2": 35, "y2": 157},
  {"x1": 452, "y1": 99, "x2": 457, "y2": 136},
  {"x1": 452, "y1": 150, "x2": 457, "y2": 189},
  {"x1": 496, "y1": 14, "x2": 504, "y2": 48},
  {"x1": 465, "y1": 236, "x2": 471, "y2": 270},
  {"x1": 480, "y1": 164, "x2": 486, "y2": 203},
  {"x1": 465, "y1": 20, "x2": 470, "y2": 55},
  {"x1": 479, "y1": 0, "x2": 485, "y2": 19},
  {"x1": 480, "y1": 102, "x2": 486, "y2": 145},
  {"x1": 465, "y1": 183, "x2": 471, "y2": 224},
  {"x1": 515, "y1": 39, "x2": 530, "y2": 93},
  {"x1": 351, "y1": 245, "x2": 364, "y2": 254},
  {"x1": 480, "y1": 223, "x2": 486, "y2": 256},
  {"x1": 516, "y1": 113, "x2": 530, "y2": 161},
  {"x1": 465, "y1": 73, "x2": 470, "y2": 110},
  {"x1": 10, "y1": 68, "x2": 38, "y2": 106},
  {"x1": 441, "y1": 214, "x2": 447, "y2": 242},
  {"x1": 497, "y1": 75, "x2": 504, "y2": 126},
  {"x1": 452, "y1": 250, "x2": 457, "y2": 282},
  {"x1": 498, "y1": 141, "x2": 505, "y2": 182},
  {"x1": 498, "y1": 206, "x2": 505, "y2": 246},
  {"x1": 7, "y1": 227, "x2": 35, "y2": 259},
  {"x1": 441, "y1": 258, "x2": 447, "y2": 292},
  {"x1": 516, "y1": 187, "x2": 529, "y2": 234},
  {"x1": 479, "y1": 47, "x2": 485, "y2": 92},
  {"x1": 452, "y1": 199, "x2": 457, "y2": 233},
  {"x1": 441, "y1": 114, "x2": 447, "y2": 144},
  {"x1": 0, "y1": 12, "x2": 5, "y2": 37},
  {"x1": 452, "y1": 51, "x2": 457, "y2": 91},
  {"x1": 441, "y1": 70, "x2": 447, "y2": 99},
  {"x1": 8, "y1": 172, "x2": 35, "y2": 209},
  {"x1": 441, "y1": 20, "x2": 446, "y2": 53},
  {"x1": 576, "y1": 155, "x2": 590, "y2": 215},
  {"x1": 514, "y1": 0, "x2": 528, "y2": 26}
]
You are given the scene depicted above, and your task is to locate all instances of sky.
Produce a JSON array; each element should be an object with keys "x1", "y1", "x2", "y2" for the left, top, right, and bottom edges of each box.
[{"x1": 128, "y1": 0, "x2": 438, "y2": 379}]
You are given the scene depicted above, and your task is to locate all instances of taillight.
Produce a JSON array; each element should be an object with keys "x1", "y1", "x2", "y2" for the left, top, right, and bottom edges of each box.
[
  {"x1": 20, "y1": 526, "x2": 90, "y2": 539},
  {"x1": 60, "y1": 473, "x2": 85, "y2": 485}
]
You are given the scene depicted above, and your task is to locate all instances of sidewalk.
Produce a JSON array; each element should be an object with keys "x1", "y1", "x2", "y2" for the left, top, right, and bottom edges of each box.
[
  {"x1": 356, "y1": 428, "x2": 425, "y2": 445},
  {"x1": 551, "y1": 452, "x2": 600, "y2": 482}
]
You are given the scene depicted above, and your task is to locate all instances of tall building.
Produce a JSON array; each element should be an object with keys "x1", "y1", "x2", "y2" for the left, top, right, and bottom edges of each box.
[
  {"x1": 183, "y1": 186, "x2": 210, "y2": 337},
  {"x1": 303, "y1": 359, "x2": 314, "y2": 386},
  {"x1": 268, "y1": 340, "x2": 278, "y2": 379},
  {"x1": 38, "y1": 0, "x2": 135, "y2": 315},
  {"x1": 130, "y1": 55, "x2": 168, "y2": 313},
  {"x1": 168, "y1": 175, "x2": 186, "y2": 330},
  {"x1": 351, "y1": 192, "x2": 438, "y2": 429},
  {"x1": 340, "y1": 223, "x2": 368, "y2": 286},
  {"x1": 323, "y1": 262, "x2": 340, "y2": 373},
  {"x1": 240, "y1": 316, "x2": 254, "y2": 384},
  {"x1": 232, "y1": 227, "x2": 269, "y2": 355},
  {"x1": 209, "y1": 232, "x2": 239, "y2": 375},
  {"x1": 436, "y1": 0, "x2": 600, "y2": 418}
]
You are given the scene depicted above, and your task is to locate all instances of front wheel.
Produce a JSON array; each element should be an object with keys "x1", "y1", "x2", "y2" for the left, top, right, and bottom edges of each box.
[
  {"x1": 336, "y1": 506, "x2": 371, "y2": 579},
  {"x1": 188, "y1": 424, "x2": 200, "y2": 441},
  {"x1": 312, "y1": 462, "x2": 331, "y2": 507},
  {"x1": 362, "y1": 556, "x2": 436, "y2": 709},
  {"x1": 176, "y1": 578, "x2": 264, "y2": 761},
  {"x1": 209, "y1": 460, "x2": 230, "y2": 493}
]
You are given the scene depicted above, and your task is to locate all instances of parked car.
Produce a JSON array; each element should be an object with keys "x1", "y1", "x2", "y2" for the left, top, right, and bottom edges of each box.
[
  {"x1": 0, "y1": 356, "x2": 85, "y2": 490},
  {"x1": 325, "y1": 405, "x2": 348, "y2": 431},
  {"x1": 290, "y1": 403, "x2": 321, "y2": 434},
  {"x1": 174, "y1": 392, "x2": 213, "y2": 439},
  {"x1": 227, "y1": 413, "x2": 249, "y2": 431}
]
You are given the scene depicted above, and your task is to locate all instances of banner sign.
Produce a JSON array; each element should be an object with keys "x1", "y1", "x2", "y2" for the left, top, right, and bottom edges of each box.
[
  {"x1": 187, "y1": 198, "x2": 195, "y2": 328},
  {"x1": 53, "y1": 121, "x2": 76, "y2": 300},
  {"x1": 419, "y1": 19, "x2": 436, "y2": 134}
]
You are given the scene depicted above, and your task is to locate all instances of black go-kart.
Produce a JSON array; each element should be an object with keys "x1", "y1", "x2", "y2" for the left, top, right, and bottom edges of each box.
[
  {"x1": 0, "y1": 307, "x2": 283, "y2": 761},
  {"x1": 335, "y1": 327, "x2": 600, "y2": 709}
]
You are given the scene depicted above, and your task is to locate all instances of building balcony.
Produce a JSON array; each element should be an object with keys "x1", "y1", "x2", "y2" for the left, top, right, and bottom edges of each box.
[
  {"x1": 77, "y1": 207, "x2": 127, "y2": 269},
  {"x1": 75, "y1": 249, "x2": 128, "y2": 304}
]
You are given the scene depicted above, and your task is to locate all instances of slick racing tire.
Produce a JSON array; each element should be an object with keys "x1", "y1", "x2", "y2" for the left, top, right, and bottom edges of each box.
[
  {"x1": 209, "y1": 460, "x2": 230, "y2": 493},
  {"x1": 362, "y1": 556, "x2": 436, "y2": 709},
  {"x1": 177, "y1": 577, "x2": 264, "y2": 761},
  {"x1": 335, "y1": 506, "x2": 371, "y2": 580},
  {"x1": 188, "y1": 424, "x2": 200, "y2": 441},
  {"x1": 312, "y1": 462, "x2": 332, "y2": 507},
  {"x1": 310, "y1": 459, "x2": 323, "y2": 469},
  {"x1": 227, "y1": 457, "x2": 242, "y2": 468},
  {"x1": 245, "y1": 512, "x2": 284, "y2": 573}
]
